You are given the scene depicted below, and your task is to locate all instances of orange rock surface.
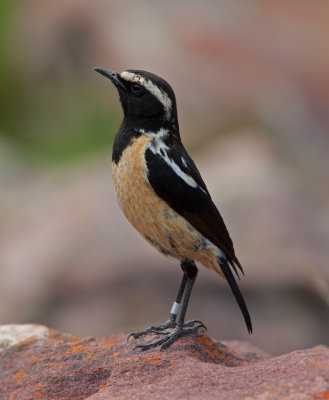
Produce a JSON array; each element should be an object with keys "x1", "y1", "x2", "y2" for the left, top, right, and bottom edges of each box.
[{"x1": 0, "y1": 324, "x2": 328, "y2": 399}]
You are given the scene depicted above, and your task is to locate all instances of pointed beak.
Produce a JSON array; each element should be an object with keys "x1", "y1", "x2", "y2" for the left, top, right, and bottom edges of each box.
[{"x1": 94, "y1": 67, "x2": 125, "y2": 90}]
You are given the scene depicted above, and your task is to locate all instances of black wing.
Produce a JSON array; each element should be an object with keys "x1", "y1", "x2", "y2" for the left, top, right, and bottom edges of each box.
[
  {"x1": 145, "y1": 139, "x2": 243, "y2": 276},
  {"x1": 145, "y1": 140, "x2": 253, "y2": 333}
]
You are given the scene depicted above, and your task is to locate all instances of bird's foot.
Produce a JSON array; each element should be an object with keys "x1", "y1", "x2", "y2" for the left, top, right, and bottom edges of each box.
[
  {"x1": 127, "y1": 318, "x2": 177, "y2": 341},
  {"x1": 131, "y1": 319, "x2": 207, "y2": 351}
]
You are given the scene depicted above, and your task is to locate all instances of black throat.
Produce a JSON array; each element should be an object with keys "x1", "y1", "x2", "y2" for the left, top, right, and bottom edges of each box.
[{"x1": 112, "y1": 121, "x2": 141, "y2": 165}]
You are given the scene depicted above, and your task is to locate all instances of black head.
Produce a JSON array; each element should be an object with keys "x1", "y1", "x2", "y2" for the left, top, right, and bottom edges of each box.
[{"x1": 94, "y1": 68, "x2": 179, "y2": 133}]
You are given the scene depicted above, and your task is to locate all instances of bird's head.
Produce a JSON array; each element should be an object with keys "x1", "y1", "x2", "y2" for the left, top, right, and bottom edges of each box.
[{"x1": 95, "y1": 68, "x2": 179, "y2": 134}]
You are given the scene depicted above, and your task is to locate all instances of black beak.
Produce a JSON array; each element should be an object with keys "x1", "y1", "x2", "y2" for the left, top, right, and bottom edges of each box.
[{"x1": 94, "y1": 67, "x2": 125, "y2": 90}]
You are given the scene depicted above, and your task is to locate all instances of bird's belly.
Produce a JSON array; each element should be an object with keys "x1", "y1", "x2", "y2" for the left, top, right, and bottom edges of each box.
[{"x1": 112, "y1": 135, "x2": 219, "y2": 271}]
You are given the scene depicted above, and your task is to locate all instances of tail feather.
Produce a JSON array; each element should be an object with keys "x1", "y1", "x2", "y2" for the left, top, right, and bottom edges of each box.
[{"x1": 218, "y1": 257, "x2": 253, "y2": 334}]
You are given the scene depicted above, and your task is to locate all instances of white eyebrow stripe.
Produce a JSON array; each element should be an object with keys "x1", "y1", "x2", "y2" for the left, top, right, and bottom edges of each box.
[
  {"x1": 120, "y1": 71, "x2": 172, "y2": 119},
  {"x1": 147, "y1": 138, "x2": 207, "y2": 194}
]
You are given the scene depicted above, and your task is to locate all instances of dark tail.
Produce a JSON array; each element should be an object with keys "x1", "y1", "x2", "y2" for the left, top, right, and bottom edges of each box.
[{"x1": 218, "y1": 257, "x2": 253, "y2": 334}]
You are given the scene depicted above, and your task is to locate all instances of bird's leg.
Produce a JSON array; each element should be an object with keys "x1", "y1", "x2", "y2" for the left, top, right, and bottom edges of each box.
[
  {"x1": 127, "y1": 271, "x2": 188, "y2": 341},
  {"x1": 177, "y1": 259, "x2": 207, "y2": 331},
  {"x1": 133, "y1": 260, "x2": 206, "y2": 351}
]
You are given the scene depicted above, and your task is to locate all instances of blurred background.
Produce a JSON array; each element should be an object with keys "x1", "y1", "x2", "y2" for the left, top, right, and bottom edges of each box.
[{"x1": 0, "y1": 0, "x2": 328, "y2": 355}]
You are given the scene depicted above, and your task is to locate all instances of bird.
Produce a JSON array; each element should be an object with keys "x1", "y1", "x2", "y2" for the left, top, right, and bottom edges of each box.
[{"x1": 94, "y1": 67, "x2": 252, "y2": 351}]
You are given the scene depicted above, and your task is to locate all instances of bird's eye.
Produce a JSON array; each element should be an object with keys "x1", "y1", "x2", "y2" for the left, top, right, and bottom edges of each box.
[{"x1": 131, "y1": 83, "x2": 143, "y2": 95}]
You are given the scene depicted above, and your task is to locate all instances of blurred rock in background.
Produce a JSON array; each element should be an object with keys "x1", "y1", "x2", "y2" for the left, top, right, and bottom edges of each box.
[{"x1": 0, "y1": 0, "x2": 328, "y2": 355}]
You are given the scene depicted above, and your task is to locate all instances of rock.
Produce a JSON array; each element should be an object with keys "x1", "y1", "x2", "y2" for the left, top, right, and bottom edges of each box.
[
  {"x1": 0, "y1": 324, "x2": 54, "y2": 351},
  {"x1": 0, "y1": 324, "x2": 328, "y2": 400}
]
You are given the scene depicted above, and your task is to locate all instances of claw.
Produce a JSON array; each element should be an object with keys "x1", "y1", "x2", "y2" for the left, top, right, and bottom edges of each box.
[
  {"x1": 130, "y1": 319, "x2": 206, "y2": 351},
  {"x1": 127, "y1": 319, "x2": 177, "y2": 342},
  {"x1": 127, "y1": 332, "x2": 137, "y2": 342},
  {"x1": 134, "y1": 335, "x2": 169, "y2": 352},
  {"x1": 184, "y1": 319, "x2": 207, "y2": 330},
  {"x1": 149, "y1": 328, "x2": 168, "y2": 335}
]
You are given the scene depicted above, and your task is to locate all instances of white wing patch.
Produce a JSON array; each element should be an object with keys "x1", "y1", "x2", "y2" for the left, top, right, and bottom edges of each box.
[
  {"x1": 139, "y1": 127, "x2": 168, "y2": 139},
  {"x1": 120, "y1": 71, "x2": 172, "y2": 119},
  {"x1": 181, "y1": 157, "x2": 188, "y2": 168},
  {"x1": 147, "y1": 137, "x2": 207, "y2": 194}
]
